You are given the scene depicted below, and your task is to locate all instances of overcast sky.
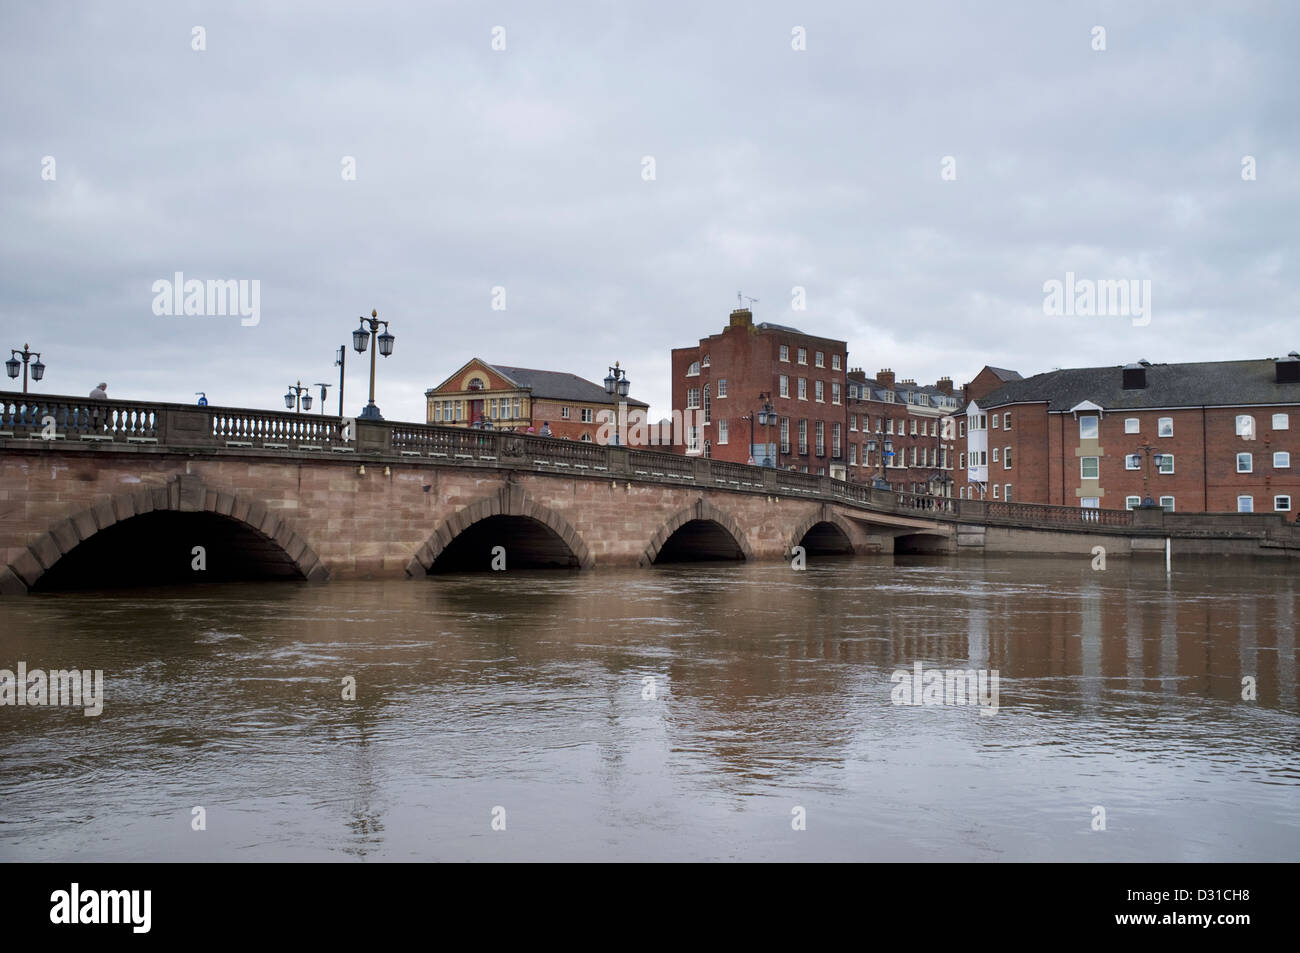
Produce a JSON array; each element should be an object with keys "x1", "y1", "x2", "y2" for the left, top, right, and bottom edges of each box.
[{"x1": 3, "y1": 2, "x2": 1297, "y2": 422}]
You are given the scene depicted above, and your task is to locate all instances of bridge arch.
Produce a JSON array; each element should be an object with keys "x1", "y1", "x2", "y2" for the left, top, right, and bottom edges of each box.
[
  {"x1": 788, "y1": 507, "x2": 858, "y2": 557},
  {"x1": 1, "y1": 475, "x2": 327, "y2": 593},
  {"x1": 639, "y1": 499, "x2": 754, "y2": 566},
  {"x1": 406, "y1": 484, "x2": 594, "y2": 574}
]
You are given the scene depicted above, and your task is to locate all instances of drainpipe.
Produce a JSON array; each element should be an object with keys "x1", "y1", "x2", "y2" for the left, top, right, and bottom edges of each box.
[{"x1": 1201, "y1": 405, "x2": 1208, "y2": 511}]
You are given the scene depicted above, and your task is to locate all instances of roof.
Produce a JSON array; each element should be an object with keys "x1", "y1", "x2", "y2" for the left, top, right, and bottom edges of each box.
[
  {"x1": 756, "y1": 322, "x2": 805, "y2": 334},
  {"x1": 488, "y1": 364, "x2": 649, "y2": 407},
  {"x1": 973, "y1": 359, "x2": 1300, "y2": 412},
  {"x1": 986, "y1": 366, "x2": 1024, "y2": 382}
]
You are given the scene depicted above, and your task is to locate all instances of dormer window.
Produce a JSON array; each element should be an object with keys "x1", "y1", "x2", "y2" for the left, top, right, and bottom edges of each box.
[{"x1": 686, "y1": 361, "x2": 700, "y2": 377}]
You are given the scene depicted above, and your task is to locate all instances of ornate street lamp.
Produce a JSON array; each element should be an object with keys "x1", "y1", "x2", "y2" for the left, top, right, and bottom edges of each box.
[
  {"x1": 1131, "y1": 442, "x2": 1167, "y2": 508},
  {"x1": 755, "y1": 391, "x2": 777, "y2": 467},
  {"x1": 353, "y1": 309, "x2": 394, "y2": 420},
  {"x1": 285, "y1": 381, "x2": 312, "y2": 413},
  {"x1": 866, "y1": 436, "x2": 894, "y2": 489},
  {"x1": 6, "y1": 344, "x2": 45, "y2": 394},
  {"x1": 603, "y1": 361, "x2": 630, "y2": 445}
]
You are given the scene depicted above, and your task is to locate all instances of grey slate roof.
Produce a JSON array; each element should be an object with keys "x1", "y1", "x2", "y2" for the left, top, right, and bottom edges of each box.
[
  {"x1": 488, "y1": 364, "x2": 649, "y2": 408},
  {"x1": 975, "y1": 359, "x2": 1300, "y2": 412},
  {"x1": 987, "y1": 366, "x2": 1024, "y2": 382}
]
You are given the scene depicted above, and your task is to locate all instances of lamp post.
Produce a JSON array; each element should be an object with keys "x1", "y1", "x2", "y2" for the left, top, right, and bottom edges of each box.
[
  {"x1": 284, "y1": 381, "x2": 312, "y2": 413},
  {"x1": 334, "y1": 346, "x2": 346, "y2": 418},
  {"x1": 603, "y1": 361, "x2": 630, "y2": 446},
  {"x1": 1132, "y1": 442, "x2": 1167, "y2": 507},
  {"x1": 866, "y1": 436, "x2": 894, "y2": 489},
  {"x1": 5, "y1": 344, "x2": 46, "y2": 394},
  {"x1": 313, "y1": 383, "x2": 331, "y2": 415},
  {"x1": 756, "y1": 391, "x2": 777, "y2": 467},
  {"x1": 353, "y1": 310, "x2": 394, "y2": 421}
]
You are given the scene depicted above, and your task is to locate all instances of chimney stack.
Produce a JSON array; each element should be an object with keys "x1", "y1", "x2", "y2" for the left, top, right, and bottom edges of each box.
[
  {"x1": 877, "y1": 368, "x2": 895, "y2": 389},
  {"x1": 729, "y1": 308, "x2": 753, "y2": 329},
  {"x1": 935, "y1": 377, "x2": 954, "y2": 394}
]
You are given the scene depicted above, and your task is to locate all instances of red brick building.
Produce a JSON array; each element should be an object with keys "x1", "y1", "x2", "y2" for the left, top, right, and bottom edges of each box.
[
  {"x1": 960, "y1": 355, "x2": 1300, "y2": 513},
  {"x1": 670, "y1": 308, "x2": 849, "y2": 475},
  {"x1": 844, "y1": 368, "x2": 962, "y2": 493},
  {"x1": 426, "y1": 359, "x2": 648, "y2": 443}
]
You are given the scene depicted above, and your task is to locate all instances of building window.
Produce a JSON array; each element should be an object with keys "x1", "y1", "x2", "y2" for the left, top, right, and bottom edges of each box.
[
  {"x1": 1273, "y1": 413, "x2": 1289, "y2": 430},
  {"x1": 717, "y1": 419, "x2": 729, "y2": 443},
  {"x1": 561, "y1": 406, "x2": 570, "y2": 419},
  {"x1": 1160, "y1": 496, "x2": 1175, "y2": 512},
  {"x1": 701, "y1": 355, "x2": 710, "y2": 368},
  {"x1": 1081, "y1": 456, "x2": 1099, "y2": 479},
  {"x1": 815, "y1": 351, "x2": 824, "y2": 368},
  {"x1": 513, "y1": 398, "x2": 521, "y2": 419},
  {"x1": 780, "y1": 375, "x2": 789, "y2": 398},
  {"x1": 581, "y1": 408, "x2": 595, "y2": 423},
  {"x1": 992, "y1": 414, "x2": 1000, "y2": 429},
  {"x1": 1236, "y1": 415, "x2": 1255, "y2": 437},
  {"x1": 992, "y1": 447, "x2": 999, "y2": 463},
  {"x1": 887, "y1": 419, "x2": 894, "y2": 435},
  {"x1": 849, "y1": 444, "x2": 857, "y2": 465},
  {"x1": 1238, "y1": 496, "x2": 1253, "y2": 513},
  {"x1": 992, "y1": 484, "x2": 1000, "y2": 499},
  {"x1": 798, "y1": 378, "x2": 807, "y2": 400},
  {"x1": 703, "y1": 385, "x2": 711, "y2": 424},
  {"x1": 1124, "y1": 417, "x2": 1140, "y2": 434},
  {"x1": 910, "y1": 420, "x2": 918, "y2": 436},
  {"x1": 1157, "y1": 417, "x2": 1173, "y2": 437},
  {"x1": 780, "y1": 345, "x2": 790, "y2": 362},
  {"x1": 686, "y1": 361, "x2": 700, "y2": 376},
  {"x1": 1276, "y1": 495, "x2": 1292, "y2": 512},
  {"x1": 1004, "y1": 484, "x2": 1012, "y2": 502},
  {"x1": 686, "y1": 388, "x2": 700, "y2": 410},
  {"x1": 580, "y1": 433, "x2": 593, "y2": 442},
  {"x1": 813, "y1": 380, "x2": 822, "y2": 402},
  {"x1": 434, "y1": 403, "x2": 443, "y2": 422},
  {"x1": 798, "y1": 419, "x2": 808, "y2": 454},
  {"x1": 1003, "y1": 412, "x2": 1011, "y2": 430},
  {"x1": 717, "y1": 379, "x2": 727, "y2": 398},
  {"x1": 1125, "y1": 496, "x2": 1141, "y2": 510},
  {"x1": 832, "y1": 423, "x2": 841, "y2": 457},
  {"x1": 1274, "y1": 451, "x2": 1290, "y2": 468},
  {"x1": 832, "y1": 354, "x2": 842, "y2": 370},
  {"x1": 1079, "y1": 415, "x2": 1099, "y2": 440},
  {"x1": 780, "y1": 417, "x2": 790, "y2": 453},
  {"x1": 816, "y1": 421, "x2": 825, "y2": 456},
  {"x1": 959, "y1": 420, "x2": 966, "y2": 437},
  {"x1": 850, "y1": 414, "x2": 858, "y2": 431},
  {"x1": 832, "y1": 382, "x2": 841, "y2": 404},
  {"x1": 797, "y1": 347, "x2": 807, "y2": 365},
  {"x1": 1126, "y1": 453, "x2": 1141, "y2": 470},
  {"x1": 704, "y1": 440, "x2": 711, "y2": 458},
  {"x1": 959, "y1": 452, "x2": 966, "y2": 469},
  {"x1": 1237, "y1": 452, "x2": 1252, "y2": 473},
  {"x1": 1158, "y1": 454, "x2": 1174, "y2": 474},
  {"x1": 1004, "y1": 447, "x2": 1012, "y2": 469},
  {"x1": 1081, "y1": 497, "x2": 1100, "y2": 509},
  {"x1": 686, "y1": 426, "x2": 700, "y2": 454}
]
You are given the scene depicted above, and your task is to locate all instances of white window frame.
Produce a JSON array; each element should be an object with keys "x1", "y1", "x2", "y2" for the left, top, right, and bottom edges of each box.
[
  {"x1": 815, "y1": 380, "x2": 824, "y2": 403},
  {"x1": 1081, "y1": 456, "x2": 1099, "y2": 480},
  {"x1": 560, "y1": 406, "x2": 570, "y2": 419},
  {"x1": 1236, "y1": 452, "x2": 1252, "y2": 473},
  {"x1": 718, "y1": 419, "x2": 728, "y2": 444},
  {"x1": 717, "y1": 379, "x2": 727, "y2": 398},
  {"x1": 797, "y1": 347, "x2": 807, "y2": 365},
  {"x1": 1003, "y1": 412, "x2": 1011, "y2": 430},
  {"x1": 1158, "y1": 454, "x2": 1174, "y2": 475},
  {"x1": 1159, "y1": 496, "x2": 1175, "y2": 512},
  {"x1": 1124, "y1": 417, "x2": 1140, "y2": 434},
  {"x1": 832, "y1": 354, "x2": 842, "y2": 370},
  {"x1": 1236, "y1": 414, "x2": 1255, "y2": 437},
  {"x1": 1125, "y1": 496, "x2": 1141, "y2": 510},
  {"x1": 832, "y1": 382, "x2": 841, "y2": 405},
  {"x1": 1274, "y1": 451, "x2": 1290, "y2": 468},
  {"x1": 814, "y1": 351, "x2": 824, "y2": 368},
  {"x1": 1126, "y1": 453, "x2": 1141, "y2": 470},
  {"x1": 1276, "y1": 495, "x2": 1292, "y2": 512},
  {"x1": 1003, "y1": 446, "x2": 1012, "y2": 469},
  {"x1": 686, "y1": 361, "x2": 700, "y2": 377},
  {"x1": 779, "y1": 375, "x2": 789, "y2": 398},
  {"x1": 1079, "y1": 415, "x2": 1099, "y2": 440},
  {"x1": 1237, "y1": 496, "x2": 1253, "y2": 513},
  {"x1": 1273, "y1": 413, "x2": 1289, "y2": 430},
  {"x1": 798, "y1": 378, "x2": 807, "y2": 400},
  {"x1": 780, "y1": 345, "x2": 790, "y2": 362},
  {"x1": 1157, "y1": 417, "x2": 1173, "y2": 437}
]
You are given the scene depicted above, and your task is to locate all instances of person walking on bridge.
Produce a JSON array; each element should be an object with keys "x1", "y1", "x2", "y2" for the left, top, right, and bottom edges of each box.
[{"x1": 89, "y1": 382, "x2": 107, "y2": 399}]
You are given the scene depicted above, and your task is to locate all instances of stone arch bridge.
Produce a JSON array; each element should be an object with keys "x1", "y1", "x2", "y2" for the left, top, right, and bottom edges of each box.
[{"x1": 1, "y1": 393, "x2": 1295, "y2": 592}]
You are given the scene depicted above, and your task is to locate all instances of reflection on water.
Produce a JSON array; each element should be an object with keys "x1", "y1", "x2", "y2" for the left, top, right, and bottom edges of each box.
[{"x1": 0, "y1": 556, "x2": 1296, "y2": 861}]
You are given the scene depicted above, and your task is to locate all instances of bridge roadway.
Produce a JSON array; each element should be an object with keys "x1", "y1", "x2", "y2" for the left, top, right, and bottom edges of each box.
[{"x1": 1, "y1": 392, "x2": 1296, "y2": 591}]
